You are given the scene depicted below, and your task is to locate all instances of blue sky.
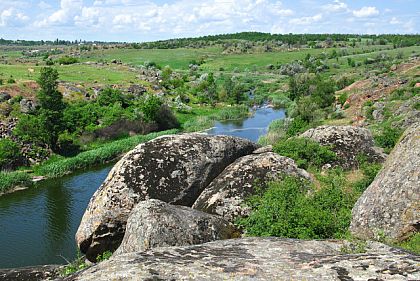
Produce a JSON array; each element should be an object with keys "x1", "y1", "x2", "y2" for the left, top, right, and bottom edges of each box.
[{"x1": 0, "y1": 0, "x2": 419, "y2": 42}]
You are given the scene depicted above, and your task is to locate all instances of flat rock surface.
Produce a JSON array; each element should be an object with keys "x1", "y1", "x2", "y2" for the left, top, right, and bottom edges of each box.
[
  {"x1": 65, "y1": 237, "x2": 420, "y2": 281},
  {"x1": 76, "y1": 133, "x2": 257, "y2": 261},
  {"x1": 192, "y1": 152, "x2": 311, "y2": 223},
  {"x1": 0, "y1": 265, "x2": 62, "y2": 281},
  {"x1": 351, "y1": 123, "x2": 420, "y2": 240},
  {"x1": 114, "y1": 199, "x2": 238, "y2": 255}
]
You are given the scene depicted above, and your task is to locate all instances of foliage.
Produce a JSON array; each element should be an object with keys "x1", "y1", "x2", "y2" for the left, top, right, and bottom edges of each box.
[
  {"x1": 96, "y1": 251, "x2": 113, "y2": 262},
  {"x1": 374, "y1": 124, "x2": 403, "y2": 153},
  {"x1": 60, "y1": 251, "x2": 88, "y2": 277},
  {"x1": 140, "y1": 95, "x2": 163, "y2": 122},
  {"x1": 0, "y1": 171, "x2": 32, "y2": 193},
  {"x1": 237, "y1": 175, "x2": 354, "y2": 239},
  {"x1": 0, "y1": 138, "x2": 21, "y2": 169},
  {"x1": 57, "y1": 56, "x2": 79, "y2": 65},
  {"x1": 273, "y1": 137, "x2": 337, "y2": 169},
  {"x1": 13, "y1": 114, "x2": 51, "y2": 145},
  {"x1": 396, "y1": 233, "x2": 420, "y2": 254},
  {"x1": 97, "y1": 88, "x2": 127, "y2": 107},
  {"x1": 352, "y1": 158, "x2": 382, "y2": 193}
]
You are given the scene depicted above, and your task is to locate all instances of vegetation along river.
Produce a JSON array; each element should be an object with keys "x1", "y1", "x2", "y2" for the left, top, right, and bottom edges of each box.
[{"x1": 0, "y1": 106, "x2": 284, "y2": 268}]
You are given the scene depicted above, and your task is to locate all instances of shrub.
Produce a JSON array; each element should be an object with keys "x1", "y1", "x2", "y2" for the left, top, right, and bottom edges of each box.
[
  {"x1": 338, "y1": 92, "x2": 348, "y2": 106},
  {"x1": 273, "y1": 137, "x2": 336, "y2": 170},
  {"x1": 285, "y1": 117, "x2": 311, "y2": 137},
  {"x1": 237, "y1": 175, "x2": 353, "y2": 239},
  {"x1": 0, "y1": 139, "x2": 21, "y2": 169},
  {"x1": 57, "y1": 56, "x2": 79, "y2": 65},
  {"x1": 7, "y1": 77, "x2": 16, "y2": 84},
  {"x1": 374, "y1": 125, "x2": 403, "y2": 153},
  {"x1": 97, "y1": 88, "x2": 127, "y2": 107}
]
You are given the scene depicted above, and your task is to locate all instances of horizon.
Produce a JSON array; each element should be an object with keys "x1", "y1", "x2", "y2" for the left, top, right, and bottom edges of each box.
[{"x1": 0, "y1": 0, "x2": 419, "y2": 42}]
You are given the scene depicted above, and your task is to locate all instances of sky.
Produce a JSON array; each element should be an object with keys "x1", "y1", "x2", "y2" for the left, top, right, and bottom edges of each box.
[{"x1": 0, "y1": 0, "x2": 419, "y2": 42}]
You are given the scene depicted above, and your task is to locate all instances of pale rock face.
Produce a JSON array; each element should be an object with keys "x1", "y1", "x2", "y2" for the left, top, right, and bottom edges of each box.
[
  {"x1": 192, "y1": 152, "x2": 311, "y2": 223},
  {"x1": 75, "y1": 133, "x2": 258, "y2": 261},
  {"x1": 65, "y1": 237, "x2": 420, "y2": 281},
  {"x1": 350, "y1": 123, "x2": 420, "y2": 240},
  {"x1": 300, "y1": 125, "x2": 386, "y2": 169},
  {"x1": 114, "y1": 199, "x2": 238, "y2": 255}
]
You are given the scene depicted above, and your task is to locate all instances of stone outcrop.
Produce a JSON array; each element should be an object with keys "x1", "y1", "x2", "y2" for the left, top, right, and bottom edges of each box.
[
  {"x1": 350, "y1": 123, "x2": 420, "y2": 241},
  {"x1": 0, "y1": 265, "x2": 62, "y2": 281},
  {"x1": 65, "y1": 237, "x2": 420, "y2": 281},
  {"x1": 114, "y1": 199, "x2": 238, "y2": 255},
  {"x1": 300, "y1": 125, "x2": 386, "y2": 169},
  {"x1": 76, "y1": 133, "x2": 258, "y2": 261},
  {"x1": 193, "y1": 152, "x2": 311, "y2": 223}
]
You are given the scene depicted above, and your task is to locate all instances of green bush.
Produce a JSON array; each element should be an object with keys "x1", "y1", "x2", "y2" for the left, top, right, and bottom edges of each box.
[
  {"x1": 57, "y1": 56, "x2": 79, "y2": 65},
  {"x1": 285, "y1": 117, "x2": 311, "y2": 137},
  {"x1": 96, "y1": 251, "x2": 113, "y2": 262},
  {"x1": 274, "y1": 137, "x2": 337, "y2": 169},
  {"x1": 0, "y1": 139, "x2": 21, "y2": 169},
  {"x1": 352, "y1": 162, "x2": 382, "y2": 193},
  {"x1": 374, "y1": 125, "x2": 403, "y2": 153},
  {"x1": 338, "y1": 92, "x2": 348, "y2": 106},
  {"x1": 237, "y1": 175, "x2": 353, "y2": 239}
]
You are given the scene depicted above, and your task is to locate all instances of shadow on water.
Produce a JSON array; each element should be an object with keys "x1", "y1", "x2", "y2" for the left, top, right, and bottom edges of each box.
[
  {"x1": 0, "y1": 106, "x2": 284, "y2": 269},
  {"x1": 0, "y1": 163, "x2": 113, "y2": 268}
]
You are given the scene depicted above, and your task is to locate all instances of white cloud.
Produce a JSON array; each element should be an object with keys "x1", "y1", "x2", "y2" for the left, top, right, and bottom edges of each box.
[
  {"x1": 323, "y1": 0, "x2": 348, "y2": 13},
  {"x1": 0, "y1": 8, "x2": 29, "y2": 27},
  {"x1": 390, "y1": 17, "x2": 400, "y2": 25},
  {"x1": 352, "y1": 6, "x2": 379, "y2": 18},
  {"x1": 35, "y1": 0, "x2": 83, "y2": 27},
  {"x1": 289, "y1": 14, "x2": 322, "y2": 25}
]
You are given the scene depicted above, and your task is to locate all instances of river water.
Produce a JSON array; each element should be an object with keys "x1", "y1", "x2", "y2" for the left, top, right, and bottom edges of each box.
[{"x1": 0, "y1": 106, "x2": 284, "y2": 269}]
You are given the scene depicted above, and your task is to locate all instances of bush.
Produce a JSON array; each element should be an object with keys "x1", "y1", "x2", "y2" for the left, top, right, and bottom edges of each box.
[
  {"x1": 7, "y1": 77, "x2": 16, "y2": 84},
  {"x1": 374, "y1": 125, "x2": 403, "y2": 153},
  {"x1": 273, "y1": 137, "x2": 337, "y2": 170},
  {"x1": 237, "y1": 175, "x2": 353, "y2": 239},
  {"x1": 0, "y1": 139, "x2": 22, "y2": 169},
  {"x1": 57, "y1": 56, "x2": 79, "y2": 65},
  {"x1": 97, "y1": 88, "x2": 127, "y2": 107}
]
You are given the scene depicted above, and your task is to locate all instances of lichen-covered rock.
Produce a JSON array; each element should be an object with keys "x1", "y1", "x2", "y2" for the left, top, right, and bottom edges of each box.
[
  {"x1": 65, "y1": 237, "x2": 420, "y2": 281},
  {"x1": 76, "y1": 134, "x2": 258, "y2": 261},
  {"x1": 114, "y1": 199, "x2": 238, "y2": 255},
  {"x1": 300, "y1": 125, "x2": 386, "y2": 169},
  {"x1": 192, "y1": 152, "x2": 311, "y2": 223},
  {"x1": 0, "y1": 265, "x2": 62, "y2": 281},
  {"x1": 350, "y1": 123, "x2": 420, "y2": 241}
]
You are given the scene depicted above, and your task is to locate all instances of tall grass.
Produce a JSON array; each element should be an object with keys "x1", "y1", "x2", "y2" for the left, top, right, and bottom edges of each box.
[
  {"x1": 0, "y1": 171, "x2": 32, "y2": 193},
  {"x1": 183, "y1": 105, "x2": 250, "y2": 132},
  {"x1": 34, "y1": 129, "x2": 179, "y2": 178}
]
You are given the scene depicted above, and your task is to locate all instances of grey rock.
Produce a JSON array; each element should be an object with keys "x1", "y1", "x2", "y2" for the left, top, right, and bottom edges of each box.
[
  {"x1": 0, "y1": 92, "x2": 11, "y2": 102},
  {"x1": 300, "y1": 125, "x2": 386, "y2": 169},
  {"x1": 115, "y1": 199, "x2": 238, "y2": 255},
  {"x1": 65, "y1": 237, "x2": 420, "y2": 281},
  {"x1": 350, "y1": 123, "x2": 420, "y2": 241},
  {"x1": 76, "y1": 134, "x2": 258, "y2": 261},
  {"x1": 252, "y1": 145, "x2": 273, "y2": 154},
  {"x1": 192, "y1": 152, "x2": 311, "y2": 223},
  {"x1": 0, "y1": 265, "x2": 62, "y2": 281},
  {"x1": 126, "y1": 84, "x2": 146, "y2": 96},
  {"x1": 19, "y1": 99, "x2": 36, "y2": 113}
]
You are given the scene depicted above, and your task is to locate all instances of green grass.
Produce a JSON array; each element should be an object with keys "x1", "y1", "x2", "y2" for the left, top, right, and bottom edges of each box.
[
  {"x1": 34, "y1": 129, "x2": 179, "y2": 178},
  {"x1": 396, "y1": 233, "x2": 420, "y2": 254},
  {"x1": 0, "y1": 171, "x2": 32, "y2": 193}
]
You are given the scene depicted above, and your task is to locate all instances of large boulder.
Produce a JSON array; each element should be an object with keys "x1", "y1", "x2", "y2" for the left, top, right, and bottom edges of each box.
[
  {"x1": 192, "y1": 151, "x2": 311, "y2": 223},
  {"x1": 300, "y1": 125, "x2": 386, "y2": 169},
  {"x1": 114, "y1": 199, "x2": 238, "y2": 255},
  {"x1": 65, "y1": 237, "x2": 420, "y2": 281},
  {"x1": 350, "y1": 123, "x2": 420, "y2": 241},
  {"x1": 76, "y1": 134, "x2": 258, "y2": 261}
]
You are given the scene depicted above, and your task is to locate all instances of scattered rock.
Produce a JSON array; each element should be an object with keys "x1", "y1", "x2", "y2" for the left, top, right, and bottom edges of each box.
[
  {"x1": 76, "y1": 134, "x2": 258, "y2": 261},
  {"x1": 300, "y1": 125, "x2": 386, "y2": 169},
  {"x1": 64, "y1": 237, "x2": 420, "y2": 281},
  {"x1": 0, "y1": 92, "x2": 11, "y2": 102},
  {"x1": 192, "y1": 152, "x2": 311, "y2": 223},
  {"x1": 114, "y1": 199, "x2": 238, "y2": 255},
  {"x1": 350, "y1": 123, "x2": 420, "y2": 241},
  {"x1": 126, "y1": 84, "x2": 146, "y2": 96},
  {"x1": 19, "y1": 99, "x2": 37, "y2": 113}
]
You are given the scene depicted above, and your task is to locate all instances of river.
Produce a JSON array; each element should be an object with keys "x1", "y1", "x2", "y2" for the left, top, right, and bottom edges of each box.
[{"x1": 0, "y1": 106, "x2": 284, "y2": 269}]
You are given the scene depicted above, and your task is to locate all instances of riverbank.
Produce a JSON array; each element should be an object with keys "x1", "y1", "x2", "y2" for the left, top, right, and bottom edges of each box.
[{"x1": 0, "y1": 104, "x2": 252, "y2": 196}]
